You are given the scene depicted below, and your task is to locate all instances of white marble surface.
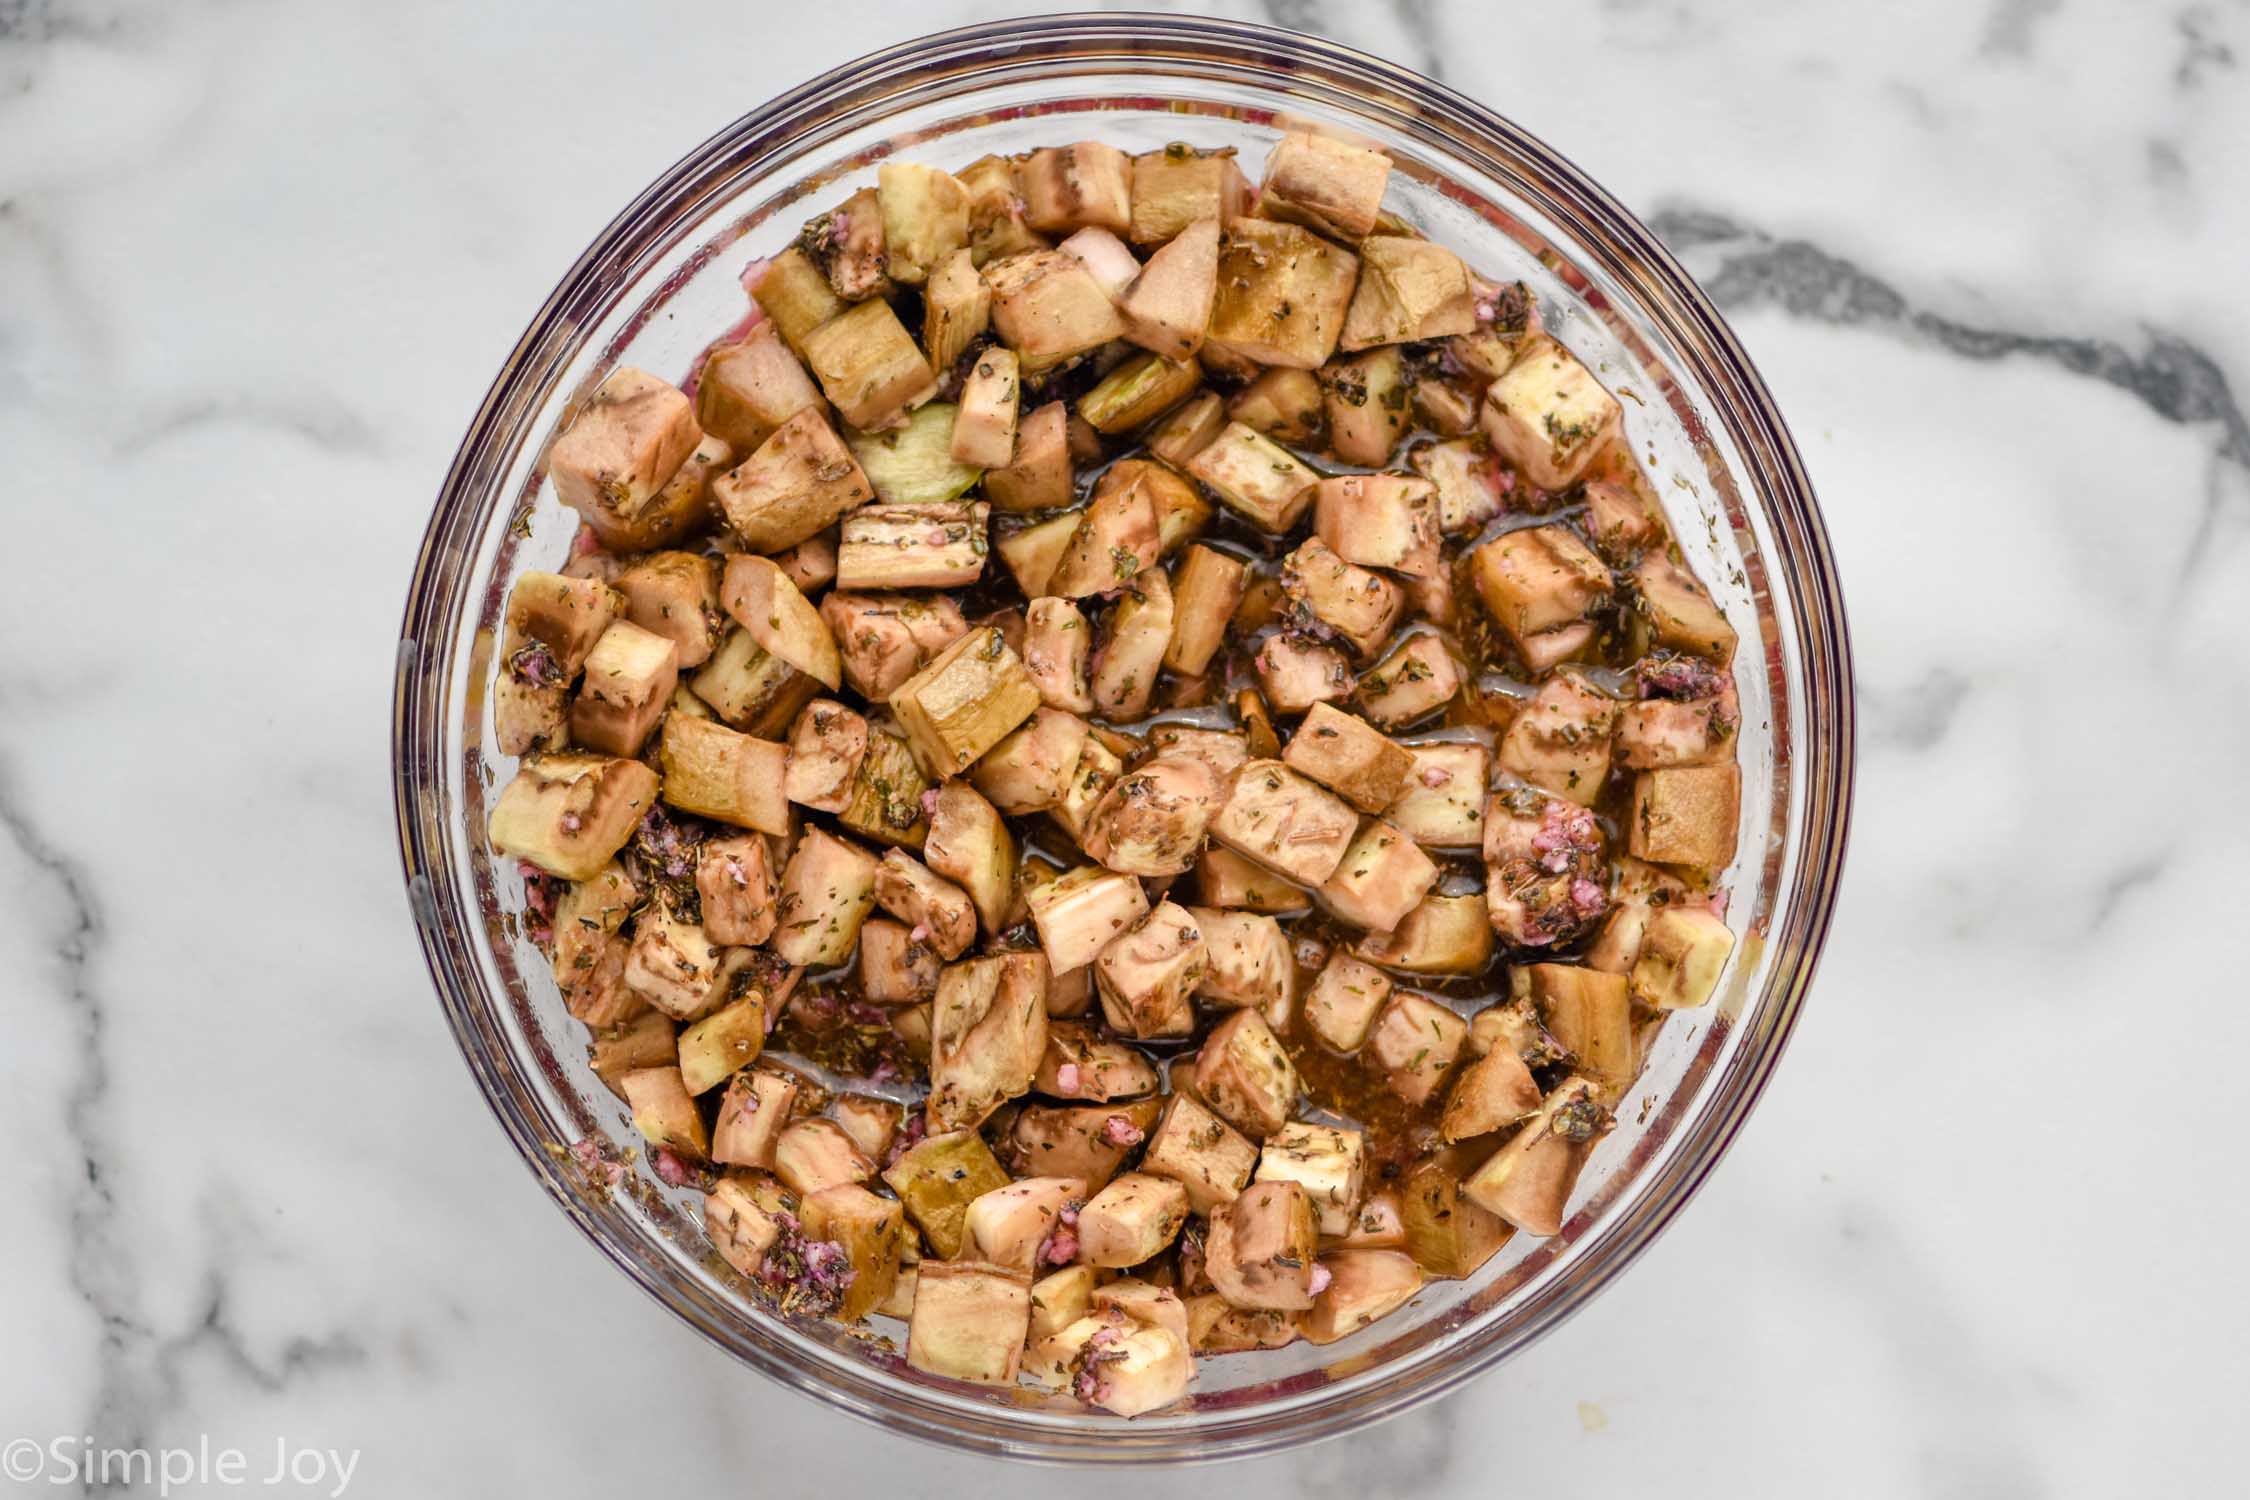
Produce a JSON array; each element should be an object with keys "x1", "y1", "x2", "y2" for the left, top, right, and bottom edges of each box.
[{"x1": 3, "y1": 0, "x2": 2247, "y2": 1494}]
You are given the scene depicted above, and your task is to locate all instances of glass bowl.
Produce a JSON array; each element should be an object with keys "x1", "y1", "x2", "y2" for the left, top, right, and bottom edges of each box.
[{"x1": 392, "y1": 12, "x2": 1852, "y2": 1464}]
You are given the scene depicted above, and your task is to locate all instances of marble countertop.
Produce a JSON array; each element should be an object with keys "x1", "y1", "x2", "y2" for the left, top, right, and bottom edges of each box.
[{"x1": 4, "y1": 0, "x2": 2245, "y2": 1494}]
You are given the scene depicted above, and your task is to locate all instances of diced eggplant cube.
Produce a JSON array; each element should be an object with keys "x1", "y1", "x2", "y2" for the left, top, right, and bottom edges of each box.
[
  {"x1": 950, "y1": 348, "x2": 1019, "y2": 468},
  {"x1": 983, "y1": 400, "x2": 1074, "y2": 512},
  {"x1": 1031, "y1": 1264, "x2": 1100, "y2": 1344},
  {"x1": 720, "y1": 553, "x2": 842, "y2": 690},
  {"x1": 1321, "y1": 347, "x2": 1411, "y2": 468},
  {"x1": 1439, "y1": 1044, "x2": 1543, "y2": 1142},
  {"x1": 1629, "y1": 905, "x2": 1735, "y2": 1010},
  {"x1": 982, "y1": 248, "x2": 1126, "y2": 371},
  {"x1": 1301, "y1": 1248, "x2": 1424, "y2": 1344},
  {"x1": 1188, "y1": 1296, "x2": 1301, "y2": 1355},
  {"x1": 1257, "y1": 1121, "x2": 1366, "y2": 1237},
  {"x1": 1049, "y1": 466, "x2": 1162, "y2": 598},
  {"x1": 617, "y1": 551, "x2": 723, "y2": 671},
  {"x1": 1616, "y1": 683, "x2": 1739, "y2": 770},
  {"x1": 1088, "y1": 567, "x2": 1174, "y2": 721},
  {"x1": 547, "y1": 367, "x2": 704, "y2": 532},
  {"x1": 1366, "y1": 992, "x2": 1468, "y2": 1105},
  {"x1": 1078, "y1": 351, "x2": 1201, "y2": 436},
  {"x1": 801, "y1": 299, "x2": 937, "y2": 430},
  {"x1": 1025, "y1": 862, "x2": 1149, "y2": 975},
  {"x1": 1006, "y1": 1100, "x2": 1164, "y2": 1192},
  {"x1": 835, "y1": 723, "x2": 933, "y2": 849},
  {"x1": 1527, "y1": 962, "x2": 1635, "y2": 1088},
  {"x1": 1302, "y1": 953, "x2": 1394, "y2": 1053},
  {"x1": 1083, "y1": 756, "x2": 1219, "y2": 878},
  {"x1": 819, "y1": 589, "x2": 969, "y2": 701},
  {"x1": 1356, "y1": 634, "x2": 1463, "y2": 729},
  {"x1": 1283, "y1": 702, "x2": 1415, "y2": 813},
  {"x1": 1210, "y1": 759, "x2": 1358, "y2": 887},
  {"x1": 1400, "y1": 1157, "x2": 1511, "y2": 1279},
  {"x1": 1036, "y1": 1020, "x2": 1160, "y2": 1100},
  {"x1": 711, "y1": 408, "x2": 875, "y2": 552},
  {"x1": 923, "y1": 781, "x2": 1017, "y2": 936},
  {"x1": 696, "y1": 834, "x2": 778, "y2": 948},
  {"x1": 1076, "y1": 1172, "x2": 1190, "y2": 1266},
  {"x1": 847, "y1": 401, "x2": 984, "y2": 508},
  {"x1": 1353, "y1": 892, "x2": 1495, "y2": 975},
  {"x1": 922, "y1": 250, "x2": 993, "y2": 377},
  {"x1": 695, "y1": 323, "x2": 823, "y2": 451},
  {"x1": 1463, "y1": 1076, "x2": 1610, "y2": 1236},
  {"x1": 660, "y1": 714, "x2": 790, "y2": 834},
  {"x1": 907, "y1": 1260, "x2": 1033, "y2": 1383},
  {"x1": 1480, "y1": 334, "x2": 1620, "y2": 490},
  {"x1": 874, "y1": 849, "x2": 977, "y2": 960},
  {"x1": 1315, "y1": 473, "x2": 1440, "y2": 579},
  {"x1": 1019, "y1": 141, "x2": 1131, "y2": 234},
  {"x1": 877, "y1": 160, "x2": 970, "y2": 286},
  {"x1": 801, "y1": 1182, "x2": 909, "y2": 1322},
  {"x1": 1498, "y1": 672, "x2": 1619, "y2": 802},
  {"x1": 1139, "y1": 1092, "x2": 1258, "y2": 1214},
  {"x1": 589, "y1": 1010, "x2": 677, "y2": 1089},
  {"x1": 1184, "y1": 420, "x2": 1317, "y2": 532},
  {"x1": 889, "y1": 625, "x2": 1043, "y2": 777},
  {"x1": 1319, "y1": 819, "x2": 1439, "y2": 934},
  {"x1": 1209, "y1": 219, "x2": 1360, "y2": 370},
  {"x1": 1410, "y1": 437, "x2": 1507, "y2": 537},
  {"x1": 836, "y1": 501, "x2": 990, "y2": 592},
  {"x1": 1022, "y1": 597, "x2": 1094, "y2": 713},
  {"x1": 493, "y1": 669, "x2": 566, "y2": 757},
  {"x1": 1117, "y1": 216, "x2": 1219, "y2": 359},
  {"x1": 929, "y1": 952, "x2": 1050, "y2": 1131},
  {"x1": 784, "y1": 698, "x2": 868, "y2": 814},
  {"x1": 773, "y1": 1117, "x2": 877, "y2": 1198},
  {"x1": 1164, "y1": 543, "x2": 1248, "y2": 678},
  {"x1": 883, "y1": 1129, "x2": 1013, "y2": 1258},
  {"x1": 859, "y1": 917, "x2": 940, "y2": 1002},
  {"x1": 770, "y1": 827, "x2": 878, "y2": 967},
  {"x1": 1146, "y1": 390, "x2": 1228, "y2": 469},
  {"x1": 1189, "y1": 907, "x2": 1292, "y2": 1015},
  {"x1": 1130, "y1": 145, "x2": 1253, "y2": 244},
  {"x1": 488, "y1": 752, "x2": 658, "y2": 881},
  {"x1": 1281, "y1": 537, "x2": 1404, "y2": 661},
  {"x1": 1470, "y1": 523, "x2": 1612, "y2": 667},
  {"x1": 712, "y1": 1067, "x2": 799, "y2": 1169},
  {"x1": 1193, "y1": 1008, "x2": 1300, "y2": 1140},
  {"x1": 1058, "y1": 224, "x2": 1140, "y2": 298},
  {"x1": 621, "y1": 1064, "x2": 709, "y2": 1160},
  {"x1": 966, "y1": 1175, "x2": 1087, "y2": 1272},
  {"x1": 1230, "y1": 365, "x2": 1325, "y2": 444},
  {"x1": 1195, "y1": 845, "x2": 1308, "y2": 914},
  {"x1": 801, "y1": 186, "x2": 893, "y2": 301},
  {"x1": 1256, "y1": 132, "x2": 1391, "y2": 242},
  {"x1": 705, "y1": 1173, "x2": 793, "y2": 1277},
  {"x1": 1093, "y1": 900, "x2": 1208, "y2": 1039},
  {"x1": 959, "y1": 153, "x2": 1048, "y2": 265},
  {"x1": 1628, "y1": 763, "x2": 1740, "y2": 869},
  {"x1": 1341, "y1": 235, "x2": 1476, "y2": 349},
  {"x1": 689, "y1": 626, "x2": 818, "y2": 738},
  {"x1": 1255, "y1": 634, "x2": 1356, "y2": 716},
  {"x1": 749, "y1": 248, "x2": 847, "y2": 351},
  {"x1": 1633, "y1": 550, "x2": 1739, "y2": 661},
  {"x1": 972, "y1": 706, "x2": 1089, "y2": 814},
  {"x1": 1206, "y1": 1179, "x2": 1318, "y2": 1311},
  {"x1": 568, "y1": 621, "x2": 677, "y2": 757},
  {"x1": 625, "y1": 909, "x2": 737, "y2": 1021}
]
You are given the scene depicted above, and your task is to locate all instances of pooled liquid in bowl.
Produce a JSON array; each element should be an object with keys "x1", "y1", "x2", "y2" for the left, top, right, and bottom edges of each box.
[{"x1": 486, "y1": 130, "x2": 1742, "y2": 1416}]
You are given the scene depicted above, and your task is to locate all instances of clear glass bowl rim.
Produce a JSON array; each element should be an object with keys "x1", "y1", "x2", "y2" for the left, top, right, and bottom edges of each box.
[{"x1": 392, "y1": 11, "x2": 1854, "y2": 1464}]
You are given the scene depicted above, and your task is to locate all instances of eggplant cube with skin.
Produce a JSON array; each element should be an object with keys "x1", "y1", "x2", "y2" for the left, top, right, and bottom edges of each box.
[
  {"x1": 883, "y1": 1129, "x2": 1013, "y2": 1259},
  {"x1": 889, "y1": 626, "x2": 1042, "y2": 778},
  {"x1": 1528, "y1": 962, "x2": 1636, "y2": 1089},
  {"x1": 711, "y1": 408, "x2": 875, "y2": 553},
  {"x1": 800, "y1": 1183, "x2": 908, "y2": 1322},
  {"x1": 1206, "y1": 1179, "x2": 1319, "y2": 1311},
  {"x1": 1209, "y1": 220, "x2": 1360, "y2": 370},
  {"x1": 1076, "y1": 1172, "x2": 1190, "y2": 1267},
  {"x1": 1139, "y1": 1092, "x2": 1258, "y2": 1214},
  {"x1": 660, "y1": 714, "x2": 790, "y2": 834},
  {"x1": 1282, "y1": 537, "x2": 1404, "y2": 661},
  {"x1": 836, "y1": 723, "x2": 933, "y2": 850},
  {"x1": 836, "y1": 501, "x2": 989, "y2": 592},
  {"x1": 488, "y1": 753, "x2": 658, "y2": 881},
  {"x1": 1367, "y1": 992, "x2": 1468, "y2": 1105},
  {"x1": 1320, "y1": 820, "x2": 1439, "y2": 935},
  {"x1": 1078, "y1": 352, "x2": 1200, "y2": 436},
  {"x1": 924, "y1": 248, "x2": 994, "y2": 380},
  {"x1": 749, "y1": 247, "x2": 846, "y2": 350},
  {"x1": 1480, "y1": 334, "x2": 1621, "y2": 490},
  {"x1": 907, "y1": 1260, "x2": 1033, "y2": 1383},
  {"x1": 1302, "y1": 953, "x2": 1393, "y2": 1053},
  {"x1": 711, "y1": 1067, "x2": 799, "y2": 1170},
  {"x1": 1184, "y1": 420, "x2": 1317, "y2": 533},
  {"x1": 546, "y1": 367, "x2": 704, "y2": 531},
  {"x1": 982, "y1": 248, "x2": 1126, "y2": 371},
  {"x1": 568, "y1": 621, "x2": 677, "y2": 757},
  {"x1": 1341, "y1": 236, "x2": 1476, "y2": 349},
  {"x1": 770, "y1": 827, "x2": 879, "y2": 967},
  {"x1": 800, "y1": 299, "x2": 937, "y2": 430},
  {"x1": 1629, "y1": 763, "x2": 1741, "y2": 870},
  {"x1": 505, "y1": 570, "x2": 621, "y2": 679},
  {"x1": 929, "y1": 952, "x2": 1051, "y2": 1132},
  {"x1": 1284, "y1": 702, "x2": 1415, "y2": 814},
  {"x1": 1194, "y1": 1008, "x2": 1300, "y2": 1140},
  {"x1": 1093, "y1": 901, "x2": 1208, "y2": 1040},
  {"x1": 1630, "y1": 905, "x2": 1736, "y2": 1011},
  {"x1": 1210, "y1": 759, "x2": 1359, "y2": 888},
  {"x1": 1257, "y1": 1122, "x2": 1365, "y2": 1238}
]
